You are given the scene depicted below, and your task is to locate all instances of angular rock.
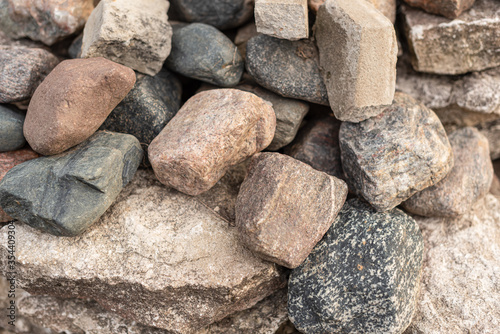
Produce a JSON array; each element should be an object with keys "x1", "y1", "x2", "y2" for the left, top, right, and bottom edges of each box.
[
  {"x1": 149, "y1": 89, "x2": 275, "y2": 196},
  {"x1": 309, "y1": 0, "x2": 396, "y2": 23},
  {"x1": 81, "y1": 0, "x2": 172, "y2": 76},
  {"x1": 0, "y1": 105, "x2": 25, "y2": 152},
  {"x1": 165, "y1": 23, "x2": 244, "y2": 87},
  {"x1": 24, "y1": 57, "x2": 136, "y2": 156},
  {"x1": 403, "y1": 127, "x2": 493, "y2": 217},
  {"x1": 0, "y1": 131, "x2": 142, "y2": 236},
  {"x1": 68, "y1": 33, "x2": 83, "y2": 59},
  {"x1": 255, "y1": 0, "x2": 308, "y2": 41},
  {"x1": 288, "y1": 198, "x2": 424, "y2": 334},
  {"x1": 339, "y1": 92, "x2": 453, "y2": 212},
  {"x1": 246, "y1": 34, "x2": 329, "y2": 105},
  {"x1": 0, "y1": 47, "x2": 59, "y2": 103},
  {"x1": 402, "y1": 0, "x2": 500, "y2": 75},
  {"x1": 315, "y1": 0, "x2": 397, "y2": 122},
  {"x1": 403, "y1": 0, "x2": 475, "y2": 19}
]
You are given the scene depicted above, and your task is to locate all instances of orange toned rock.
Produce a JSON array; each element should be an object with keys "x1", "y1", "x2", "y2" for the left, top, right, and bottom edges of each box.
[{"x1": 24, "y1": 57, "x2": 135, "y2": 156}]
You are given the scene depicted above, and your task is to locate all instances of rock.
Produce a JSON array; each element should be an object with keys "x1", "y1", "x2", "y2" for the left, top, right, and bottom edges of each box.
[
  {"x1": 0, "y1": 168, "x2": 285, "y2": 333},
  {"x1": 315, "y1": 0, "x2": 397, "y2": 122},
  {"x1": 403, "y1": 127, "x2": 493, "y2": 217},
  {"x1": 254, "y1": 0, "x2": 308, "y2": 41},
  {"x1": 24, "y1": 57, "x2": 136, "y2": 156},
  {"x1": 236, "y1": 153, "x2": 347, "y2": 268},
  {"x1": 403, "y1": 0, "x2": 475, "y2": 19},
  {"x1": 0, "y1": 0, "x2": 94, "y2": 45},
  {"x1": 165, "y1": 23, "x2": 244, "y2": 87},
  {"x1": 0, "y1": 30, "x2": 45, "y2": 49},
  {"x1": 0, "y1": 47, "x2": 59, "y2": 103},
  {"x1": 339, "y1": 92, "x2": 453, "y2": 212},
  {"x1": 477, "y1": 118, "x2": 500, "y2": 160},
  {"x1": 246, "y1": 34, "x2": 329, "y2": 105},
  {"x1": 404, "y1": 195, "x2": 500, "y2": 334},
  {"x1": 0, "y1": 131, "x2": 142, "y2": 236},
  {"x1": 490, "y1": 173, "x2": 500, "y2": 197},
  {"x1": 149, "y1": 89, "x2": 275, "y2": 196},
  {"x1": 0, "y1": 105, "x2": 25, "y2": 152},
  {"x1": 288, "y1": 198, "x2": 424, "y2": 334},
  {"x1": 401, "y1": 0, "x2": 500, "y2": 75},
  {"x1": 309, "y1": 0, "x2": 396, "y2": 23},
  {"x1": 235, "y1": 21, "x2": 259, "y2": 60},
  {"x1": 81, "y1": 0, "x2": 172, "y2": 76},
  {"x1": 68, "y1": 33, "x2": 83, "y2": 58}
]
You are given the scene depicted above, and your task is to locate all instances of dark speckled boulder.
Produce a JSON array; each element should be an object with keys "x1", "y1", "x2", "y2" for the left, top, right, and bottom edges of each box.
[
  {"x1": 288, "y1": 198, "x2": 424, "y2": 334},
  {"x1": 0, "y1": 105, "x2": 26, "y2": 152}
]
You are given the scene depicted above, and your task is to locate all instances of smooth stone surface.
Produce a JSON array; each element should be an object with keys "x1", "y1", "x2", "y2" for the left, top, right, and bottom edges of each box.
[
  {"x1": 0, "y1": 131, "x2": 142, "y2": 236},
  {"x1": 477, "y1": 119, "x2": 500, "y2": 160},
  {"x1": 288, "y1": 198, "x2": 424, "y2": 334},
  {"x1": 0, "y1": 47, "x2": 59, "y2": 103},
  {"x1": 255, "y1": 0, "x2": 308, "y2": 41},
  {"x1": 81, "y1": 0, "x2": 172, "y2": 76},
  {"x1": 403, "y1": 0, "x2": 475, "y2": 18},
  {"x1": 149, "y1": 89, "x2": 275, "y2": 196},
  {"x1": 165, "y1": 23, "x2": 244, "y2": 87},
  {"x1": 339, "y1": 92, "x2": 453, "y2": 212},
  {"x1": 0, "y1": 105, "x2": 25, "y2": 151},
  {"x1": 246, "y1": 34, "x2": 329, "y2": 105},
  {"x1": 24, "y1": 57, "x2": 136, "y2": 156},
  {"x1": 309, "y1": 0, "x2": 396, "y2": 23}
]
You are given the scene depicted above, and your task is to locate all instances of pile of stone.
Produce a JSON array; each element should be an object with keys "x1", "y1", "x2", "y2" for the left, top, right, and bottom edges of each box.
[{"x1": 0, "y1": 0, "x2": 498, "y2": 333}]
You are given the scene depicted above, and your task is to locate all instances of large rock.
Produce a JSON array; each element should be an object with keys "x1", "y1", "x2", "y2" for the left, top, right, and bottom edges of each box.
[
  {"x1": 255, "y1": 0, "x2": 309, "y2": 41},
  {"x1": 0, "y1": 131, "x2": 142, "y2": 236},
  {"x1": 0, "y1": 105, "x2": 25, "y2": 152},
  {"x1": 339, "y1": 92, "x2": 453, "y2": 212},
  {"x1": 288, "y1": 198, "x2": 424, "y2": 334},
  {"x1": 315, "y1": 0, "x2": 397, "y2": 122},
  {"x1": 403, "y1": 0, "x2": 475, "y2": 19},
  {"x1": 81, "y1": 0, "x2": 172, "y2": 76},
  {"x1": 24, "y1": 57, "x2": 136, "y2": 156},
  {"x1": 149, "y1": 89, "x2": 275, "y2": 196}
]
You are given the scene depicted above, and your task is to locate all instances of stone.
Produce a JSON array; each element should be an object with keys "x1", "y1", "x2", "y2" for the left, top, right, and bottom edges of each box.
[
  {"x1": 315, "y1": 0, "x2": 397, "y2": 122},
  {"x1": 0, "y1": 47, "x2": 59, "y2": 103},
  {"x1": 404, "y1": 195, "x2": 500, "y2": 333},
  {"x1": 81, "y1": 0, "x2": 172, "y2": 76},
  {"x1": 477, "y1": 118, "x2": 500, "y2": 160},
  {"x1": 288, "y1": 198, "x2": 424, "y2": 334},
  {"x1": 402, "y1": 0, "x2": 500, "y2": 75},
  {"x1": 254, "y1": 0, "x2": 308, "y2": 41},
  {"x1": 149, "y1": 89, "x2": 275, "y2": 196},
  {"x1": 165, "y1": 23, "x2": 244, "y2": 87},
  {"x1": 490, "y1": 173, "x2": 500, "y2": 197},
  {"x1": 0, "y1": 105, "x2": 25, "y2": 152},
  {"x1": 403, "y1": 127, "x2": 493, "y2": 217},
  {"x1": 246, "y1": 34, "x2": 329, "y2": 105},
  {"x1": 0, "y1": 131, "x2": 142, "y2": 236},
  {"x1": 0, "y1": 0, "x2": 94, "y2": 45},
  {"x1": 403, "y1": 0, "x2": 475, "y2": 19},
  {"x1": 0, "y1": 30, "x2": 45, "y2": 48},
  {"x1": 0, "y1": 169, "x2": 285, "y2": 333},
  {"x1": 68, "y1": 33, "x2": 83, "y2": 58},
  {"x1": 309, "y1": 0, "x2": 396, "y2": 23},
  {"x1": 235, "y1": 21, "x2": 259, "y2": 58},
  {"x1": 24, "y1": 57, "x2": 136, "y2": 156},
  {"x1": 339, "y1": 92, "x2": 453, "y2": 212}
]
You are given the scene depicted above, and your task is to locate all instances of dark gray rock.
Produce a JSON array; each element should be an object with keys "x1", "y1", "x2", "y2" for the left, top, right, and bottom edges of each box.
[
  {"x1": 0, "y1": 105, "x2": 26, "y2": 151},
  {"x1": 246, "y1": 34, "x2": 329, "y2": 105},
  {"x1": 68, "y1": 33, "x2": 83, "y2": 59},
  {"x1": 165, "y1": 23, "x2": 244, "y2": 87},
  {"x1": 288, "y1": 198, "x2": 424, "y2": 334},
  {"x1": 0, "y1": 131, "x2": 142, "y2": 236}
]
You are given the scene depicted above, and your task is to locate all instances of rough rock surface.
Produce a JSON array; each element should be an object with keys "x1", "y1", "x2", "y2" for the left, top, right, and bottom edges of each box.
[
  {"x1": 24, "y1": 57, "x2": 136, "y2": 156},
  {"x1": 403, "y1": 0, "x2": 475, "y2": 19},
  {"x1": 81, "y1": 0, "x2": 172, "y2": 76},
  {"x1": 339, "y1": 92, "x2": 453, "y2": 212},
  {"x1": 402, "y1": 0, "x2": 500, "y2": 75},
  {"x1": 0, "y1": 47, "x2": 59, "y2": 103},
  {"x1": 309, "y1": 0, "x2": 396, "y2": 23},
  {"x1": 477, "y1": 119, "x2": 500, "y2": 160},
  {"x1": 0, "y1": 131, "x2": 142, "y2": 236},
  {"x1": 0, "y1": 169, "x2": 285, "y2": 333},
  {"x1": 315, "y1": 0, "x2": 397, "y2": 122},
  {"x1": 149, "y1": 89, "x2": 275, "y2": 196},
  {"x1": 255, "y1": 0, "x2": 308, "y2": 41},
  {"x1": 288, "y1": 198, "x2": 424, "y2": 334},
  {"x1": 236, "y1": 153, "x2": 347, "y2": 268},
  {"x1": 403, "y1": 127, "x2": 493, "y2": 217},
  {"x1": 0, "y1": 105, "x2": 25, "y2": 152},
  {"x1": 246, "y1": 34, "x2": 328, "y2": 105}
]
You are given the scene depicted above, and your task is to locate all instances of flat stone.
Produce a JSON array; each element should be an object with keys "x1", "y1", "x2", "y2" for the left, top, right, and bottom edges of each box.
[
  {"x1": 0, "y1": 0, "x2": 94, "y2": 45},
  {"x1": 0, "y1": 47, "x2": 59, "y2": 103},
  {"x1": 81, "y1": 0, "x2": 172, "y2": 76},
  {"x1": 149, "y1": 89, "x2": 275, "y2": 196},
  {"x1": 403, "y1": 0, "x2": 475, "y2": 19},
  {"x1": 24, "y1": 57, "x2": 136, "y2": 156},
  {"x1": 0, "y1": 105, "x2": 25, "y2": 152},
  {"x1": 288, "y1": 198, "x2": 424, "y2": 334},
  {"x1": 255, "y1": 0, "x2": 308, "y2": 41},
  {"x1": 339, "y1": 92, "x2": 453, "y2": 212},
  {"x1": 403, "y1": 127, "x2": 493, "y2": 217},
  {"x1": 0, "y1": 131, "x2": 142, "y2": 236},
  {"x1": 315, "y1": 0, "x2": 397, "y2": 122},
  {"x1": 246, "y1": 34, "x2": 329, "y2": 105},
  {"x1": 309, "y1": 0, "x2": 396, "y2": 23},
  {"x1": 477, "y1": 118, "x2": 500, "y2": 160},
  {"x1": 165, "y1": 23, "x2": 244, "y2": 87},
  {"x1": 402, "y1": 0, "x2": 500, "y2": 75}
]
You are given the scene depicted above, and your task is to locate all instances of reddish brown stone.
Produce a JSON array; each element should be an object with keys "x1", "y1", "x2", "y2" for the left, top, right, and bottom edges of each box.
[{"x1": 403, "y1": 0, "x2": 475, "y2": 19}]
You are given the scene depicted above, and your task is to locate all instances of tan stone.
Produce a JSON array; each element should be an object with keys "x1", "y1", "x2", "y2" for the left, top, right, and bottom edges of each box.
[
  {"x1": 403, "y1": 0, "x2": 475, "y2": 19},
  {"x1": 255, "y1": 0, "x2": 309, "y2": 41},
  {"x1": 308, "y1": 0, "x2": 396, "y2": 23}
]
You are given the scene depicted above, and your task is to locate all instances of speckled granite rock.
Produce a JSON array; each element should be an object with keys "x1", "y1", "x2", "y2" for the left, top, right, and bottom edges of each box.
[
  {"x1": 24, "y1": 57, "x2": 136, "y2": 156},
  {"x1": 339, "y1": 92, "x2": 453, "y2": 212},
  {"x1": 255, "y1": 0, "x2": 308, "y2": 41},
  {"x1": 149, "y1": 89, "x2": 275, "y2": 196},
  {"x1": 288, "y1": 198, "x2": 424, "y2": 333},
  {"x1": 477, "y1": 119, "x2": 500, "y2": 160},
  {"x1": 0, "y1": 105, "x2": 25, "y2": 152},
  {"x1": 236, "y1": 153, "x2": 347, "y2": 268},
  {"x1": 309, "y1": 0, "x2": 396, "y2": 23},
  {"x1": 403, "y1": 0, "x2": 475, "y2": 18},
  {"x1": 0, "y1": 47, "x2": 59, "y2": 103},
  {"x1": 246, "y1": 34, "x2": 329, "y2": 105},
  {"x1": 0, "y1": 131, "x2": 142, "y2": 236}
]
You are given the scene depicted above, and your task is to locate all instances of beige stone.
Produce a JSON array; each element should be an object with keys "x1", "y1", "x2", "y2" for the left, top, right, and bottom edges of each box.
[
  {"x1": 255, "y1": 0, "x2": 309, "y2": 41},
  {"x1": 403, "y1": 0, "x2": 475, "y2": 19},
  {"x1": 308, "y1": 0, "x2": 396, "y2": 23}
]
